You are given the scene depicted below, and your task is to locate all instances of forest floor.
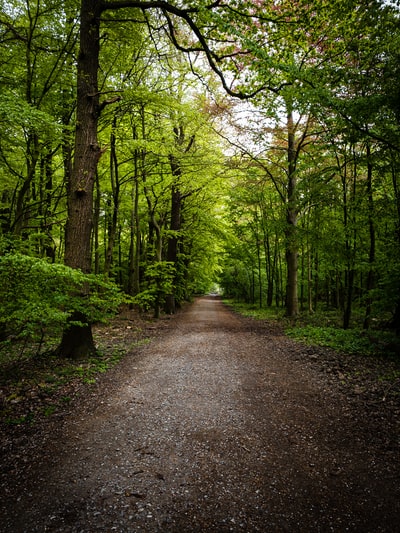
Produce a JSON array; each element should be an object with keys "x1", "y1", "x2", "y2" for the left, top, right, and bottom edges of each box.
[{"x1": 1, "y1": 296, "x2": 400, "y2": 532}]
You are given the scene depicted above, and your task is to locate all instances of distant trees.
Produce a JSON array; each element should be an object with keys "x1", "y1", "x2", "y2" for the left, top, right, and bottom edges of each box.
[{"x1": 219, "y1": 0, "x2": 400, "y2": 330}]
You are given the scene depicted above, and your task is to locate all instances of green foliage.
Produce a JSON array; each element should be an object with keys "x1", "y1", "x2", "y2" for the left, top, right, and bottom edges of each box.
[
  {"x1": 223, "y1": 299, "x2": 283, "y2": 320},
  {"x1": 227, "y1": 298, "x2": 400, "y2": 356},
  {"x1": 0, "y1": 92, "x2": 61, "y2": 139},
  {"x1": 1, "y1": 0, "x2": 399, "y2": 346},
  {"x1": 132, "y1": 261, "x2": 175, "y2": 311},
  {"x1": 0, "y1": 253, "x2": 126, "y2": 347},
  {"x1": 286, "y1": 326, "x2": 400, "y2": 357}
]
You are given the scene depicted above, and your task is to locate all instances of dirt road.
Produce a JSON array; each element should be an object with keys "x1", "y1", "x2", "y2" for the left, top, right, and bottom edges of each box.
[{"x1": 1, "y1": 296, "x2": 399, "y2": 532}]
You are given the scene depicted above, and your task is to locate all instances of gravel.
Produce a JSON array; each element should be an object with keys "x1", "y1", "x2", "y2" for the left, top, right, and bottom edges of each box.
[{"x1": 1, "y1": 296, "x2": 399, "y2": 532}]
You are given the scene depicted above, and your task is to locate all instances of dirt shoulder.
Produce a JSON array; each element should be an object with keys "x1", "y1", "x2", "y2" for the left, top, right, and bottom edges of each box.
[{"x1": 1, "y1": 296, "x2": 399, "y2": 532}]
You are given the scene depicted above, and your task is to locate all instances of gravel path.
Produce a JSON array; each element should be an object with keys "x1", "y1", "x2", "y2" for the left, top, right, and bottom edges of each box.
[{"x1": 1, "y1": 296, "x2": 399, "y2": 532}]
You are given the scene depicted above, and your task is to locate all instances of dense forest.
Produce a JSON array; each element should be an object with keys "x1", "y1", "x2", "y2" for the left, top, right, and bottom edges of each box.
[{"x1": 1, "y1": 0, "x2": 400, "y2": 359}]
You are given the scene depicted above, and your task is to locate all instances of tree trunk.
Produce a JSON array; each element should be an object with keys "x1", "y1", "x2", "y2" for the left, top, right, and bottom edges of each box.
[
  {"x1": 93, "y1": 171, "x2": 101, "y2": 274},
  {"x1": 261, "y1": 218, "x2": 274, "y2": 307},
  {"x1": 343, "y1": 268, "x2": 355, "y2": 330},
  {"x1": 133, "y1": 172, "x2": 141, "y2": 294},
  {"x1": 285, "y1": 241, "x2": 299, "y2": 316},
  {"x1": 313, "y1": 251, "x2": 319, "y2": 312},
  {"x1": 254, "y1": 224, "x2": 262, "y2": 308},
  {"x1": 58, "y1": 311, "x2": 96, "y2": 359},
  {"x1": 390, "y1": 155, "x2": 400, "y2": 335},
  {"x1": 13, "y1": 134, "x2": 39, "y2": 235},
  {"x1": 164, "y1": 181, "x2": 181, "y2": 314},
  {"x1": 307, "y1": 247, "x2": 313, "y2": 314},
  {"x1": 128, "y1": 128, "x2": 141, "y2": 296},
  {"x1": 104, "y1": 116, "x2": 120, "y2": 276},
  {"x1": 285, "y1": 105, "x2": 299, "y2": 317},
  {"x1": 342, "y1": 150, "x2": 357, "y2": 330},
  {"x1": 57, "y1": 0, "x2": 101, "y2": 357},
  {"x1": 363, "y1": 145, "x2": 375, "y2": 329}
]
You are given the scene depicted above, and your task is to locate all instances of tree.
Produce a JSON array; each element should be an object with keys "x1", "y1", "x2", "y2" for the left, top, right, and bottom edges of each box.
[
  {"x1": 0, "y1": 1, "x2": 78, "y2": 251},
  {"x1": 2, "y1": 0, "x2": 399, "y2": 357}
]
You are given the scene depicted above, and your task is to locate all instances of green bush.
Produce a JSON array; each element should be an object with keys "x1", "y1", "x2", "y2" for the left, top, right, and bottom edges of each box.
[{"x1": 0, "y1": 253, "x2": 126, "y2": 345}]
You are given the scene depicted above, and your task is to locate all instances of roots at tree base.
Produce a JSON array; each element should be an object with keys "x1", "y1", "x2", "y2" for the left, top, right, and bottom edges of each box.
[{"x1": 56, "y1": 311, "x2": 96, "y2": 358}]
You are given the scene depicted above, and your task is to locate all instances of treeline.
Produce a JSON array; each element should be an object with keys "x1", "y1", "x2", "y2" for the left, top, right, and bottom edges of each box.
[{"x1": 218, "y1": 1, "x2": 400, "y2": 332}]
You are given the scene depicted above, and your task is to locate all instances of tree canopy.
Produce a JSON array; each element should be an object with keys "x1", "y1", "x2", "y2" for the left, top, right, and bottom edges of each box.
[{"x1": 1, "y1": 0, "x2": 399, "y2": 356}]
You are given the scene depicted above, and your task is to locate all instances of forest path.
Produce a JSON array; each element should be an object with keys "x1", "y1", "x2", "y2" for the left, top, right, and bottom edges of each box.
[{"x1": 1, "y1": 296, "x2": 399, "y2": 532}]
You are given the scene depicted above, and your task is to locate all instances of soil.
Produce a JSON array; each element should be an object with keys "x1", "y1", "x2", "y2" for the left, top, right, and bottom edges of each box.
[{"x1": 1, "y1": 296, "x2": 400, "y2": 533}]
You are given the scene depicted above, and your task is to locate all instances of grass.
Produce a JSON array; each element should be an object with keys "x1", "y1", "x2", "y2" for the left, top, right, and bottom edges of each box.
[
  {"x1": 223, "y1": 299, "x2": 286, "y2": 321},
  {"x1": 286, "y1": 325, "x2": 399, "y2": 357},
  {"x1": 223, "y1": 298, "x2": 400, "y2": 357}
]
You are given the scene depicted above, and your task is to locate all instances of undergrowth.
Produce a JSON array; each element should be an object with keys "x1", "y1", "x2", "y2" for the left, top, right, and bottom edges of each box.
[
  {"x1": 223, "y1": 300, "x2": 286, "y2": 321},
  {"x1": 286, "y1": 325, "x2": 399, "y2": 357},
  {"x1": 0, "y1": 336, "x2": 148, "y2": 426},
  {"x1": 224, "y1": 299, "x2": 400, "y2": 358}
]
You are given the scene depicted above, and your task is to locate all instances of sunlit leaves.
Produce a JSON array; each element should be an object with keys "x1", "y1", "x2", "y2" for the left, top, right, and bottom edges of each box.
[{"x1": 0, "y1": 253, "x2": 126, "y2": 344}]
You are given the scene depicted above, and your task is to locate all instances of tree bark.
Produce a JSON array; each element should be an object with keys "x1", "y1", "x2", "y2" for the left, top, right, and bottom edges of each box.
[
  {"x1": 104, "y1": 116, "x2": 120, "y2": 276},
  {"x1": 164, "y1": 125, "x2": 192, "y2": 315},
  {"x1": 164, "y1": 180, "x2": 182, "y2": 315},
  {"x1": 57, "y1": 0, "x2": 101, "y2": 357},
  {"x1": 390, "y1": 155, "x2": 400, "y2": 335},
  {"x1": 128, "y1": 126, "x2": 141, "y2": 296},
  {"x1": 363, "y1": 144, "x2": 375, "y2": 330},
  {"x1": 285, "y1": 104, "x2": 299, "y2": 317}
]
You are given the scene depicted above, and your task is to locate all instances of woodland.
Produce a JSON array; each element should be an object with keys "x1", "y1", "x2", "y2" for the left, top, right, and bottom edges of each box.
[{"x1": 1, "y1": 0, "x2": 400, "y2": 364}]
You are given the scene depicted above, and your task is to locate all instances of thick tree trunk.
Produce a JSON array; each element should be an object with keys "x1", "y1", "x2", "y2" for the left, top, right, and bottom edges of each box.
[
  {"x1": 164, "y1": 127, "x2": 195, "y2": 314},
  {"x1": 57, "y1": 0, "x2": 101, "y2": 358},
  {"x1": 58, "y1": 311, "x2": 96, "y2": 358}
]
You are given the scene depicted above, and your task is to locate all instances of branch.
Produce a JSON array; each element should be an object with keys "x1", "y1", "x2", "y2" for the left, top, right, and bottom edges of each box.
[
  {"x1": 185, "y1": 135, "x2": 195, "y2": 153},
  {"x1": 0, "y1": 18, "x2": 28, "y2": 43},
  {"x1": 98, "y1": 95, "x2": 122, "y2": 114},
  {"x1": 100, "y1": 1, "x2": 198, "y2": 15},
  {"x1": 100, "y1": 0, "x2": 285, "y2": 99}
]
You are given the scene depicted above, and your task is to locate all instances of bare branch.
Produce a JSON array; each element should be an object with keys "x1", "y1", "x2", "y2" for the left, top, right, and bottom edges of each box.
[{"x1": 98, "y1": 95, "x2": 123, "y2": 114}]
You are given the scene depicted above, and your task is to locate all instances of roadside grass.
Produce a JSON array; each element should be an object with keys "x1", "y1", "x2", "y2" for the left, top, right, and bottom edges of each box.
[
  {"x1": 223, "y1": 300, "x2": 286, "y2": 321},
  {"x1": 223, "y1": 298, "x2": 400, "y2": 358},
  {"x1": 224, "y1": 299, "x2": 400, "y2": 400},
  {"x1": 286, "y1": 325, "x2": 400, "y2": 357}
]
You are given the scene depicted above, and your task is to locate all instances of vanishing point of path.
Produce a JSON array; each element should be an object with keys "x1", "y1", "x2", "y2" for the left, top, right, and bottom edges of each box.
[{"x1": 1, "y1": 296, "x2": 399, "y2": 532}]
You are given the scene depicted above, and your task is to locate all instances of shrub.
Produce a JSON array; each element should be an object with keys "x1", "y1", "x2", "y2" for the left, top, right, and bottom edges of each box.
[
  {"x1": 286, "y1": 325, "x2": 399, "y2": 356},
  {"x1": 0, "y1": 253, "x2": 126, "y2": 346}
]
